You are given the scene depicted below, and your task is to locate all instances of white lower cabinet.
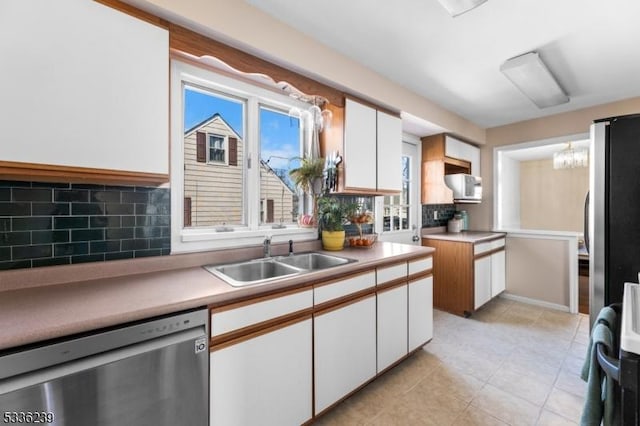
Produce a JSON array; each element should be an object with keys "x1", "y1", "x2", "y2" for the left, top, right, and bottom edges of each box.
[
  {"x1": 210, "y1": 318, "x2": 313, "y2": 426},
  {"x1": 408, "y1": 275, "x2": 433, "y2": 351},
  {"x1": 377, "y1": 284, "x2": 408, "y2": 372},
  {"x1": 474, "y1": 256, "x2": 492, "y2": 309},
  {"x1": 491, "y1": 250, "x2": 506, "y2": 297},
  {"x1": 314, "y1": 295, "x2": 377, "y2": 414}
]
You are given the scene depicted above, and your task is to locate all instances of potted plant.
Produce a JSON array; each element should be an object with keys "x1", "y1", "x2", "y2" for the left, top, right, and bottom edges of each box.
[
  {"x1": 317, "y1": 197, "x2": 358, "y2": 251},
  {"x1": 289, "y1": 156, "x2": 324, "y2": 225}
]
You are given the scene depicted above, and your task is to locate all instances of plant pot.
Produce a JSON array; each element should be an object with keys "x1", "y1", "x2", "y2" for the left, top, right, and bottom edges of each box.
[{"x1": 321, "y1": 230, "x2": 345, "y2": 251}]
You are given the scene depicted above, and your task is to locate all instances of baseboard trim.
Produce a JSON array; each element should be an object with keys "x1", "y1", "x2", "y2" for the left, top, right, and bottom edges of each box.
[{"x1": 499, "y1": 293, "x2": 570, "y2": 313}]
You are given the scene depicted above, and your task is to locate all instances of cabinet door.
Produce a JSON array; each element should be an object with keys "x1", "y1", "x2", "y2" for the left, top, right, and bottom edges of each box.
[
  {"x1": 376, "y1": 111, "x2": 402, "y2": 192},
  {"x1": 474, "y1": 256, "x2": 492, "y2": 309},
  {"x1": 344, "y1": 99, "x2": 377, "y2": 190},
  {"x1": 0, "y1": 1, "x2": 169, "y2": 176},
  {"x1": 314, "y1": 296, "x2": 376, "y2": 414},
  {"x1": 210, "y1": 318, "x2": 312, "y2": 426},
  {"x1": 408, "y1": 276, "x2": 433, "y2": 351},
  {"x1": 491, "y1": 250, "x2": 506, "y2": 297},
  {"x1": 445, "y1": 135, "x2": 480, "y2": 175},
  {"x1": 377, "y1": 285, "x2": 408, "y2": 372}
]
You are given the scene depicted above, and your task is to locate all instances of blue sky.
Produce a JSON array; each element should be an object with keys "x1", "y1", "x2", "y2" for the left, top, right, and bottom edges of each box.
[{"x1": 184, "y1": 87, "x2": 301, "y2": 171}]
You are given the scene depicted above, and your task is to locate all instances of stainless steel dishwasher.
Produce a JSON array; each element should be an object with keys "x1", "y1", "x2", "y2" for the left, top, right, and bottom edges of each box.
[{"x1": 0, "y1": 308, "x2": 209, "y2": 426}]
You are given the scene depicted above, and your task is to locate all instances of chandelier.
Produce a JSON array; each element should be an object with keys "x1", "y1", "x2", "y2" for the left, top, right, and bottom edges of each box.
[{"x1": 553, "y1": 142, "x2": 588, "y2": 169}]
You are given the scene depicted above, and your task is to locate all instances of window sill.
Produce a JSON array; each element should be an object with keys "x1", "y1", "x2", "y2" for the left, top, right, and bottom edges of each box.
[{"x1": 172, "y1": 226, "x2": 318, "y2": 253}]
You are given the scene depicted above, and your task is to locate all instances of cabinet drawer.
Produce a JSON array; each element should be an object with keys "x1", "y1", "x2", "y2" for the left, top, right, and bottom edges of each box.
[
  {"x1": 377, "y1": 262, "x2": 407, "y2": 285},
  {"x1": 211, "y1": 289, "x2": 313, "y2": 337},
  {"x1": 315, "y1": 271, "x2": 375, "y2": 305},
  {"x1": 474, "y1": 238, "x2": 505, "y2": 255},
  {"x1": 408, "y1": 257, "x2": 433, "y2": 275}
]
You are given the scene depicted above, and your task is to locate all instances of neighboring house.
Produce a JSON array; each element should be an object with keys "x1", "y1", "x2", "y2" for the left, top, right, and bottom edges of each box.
[{"x1": 183, "y1": 114, "x2": 296, "y2": 227}]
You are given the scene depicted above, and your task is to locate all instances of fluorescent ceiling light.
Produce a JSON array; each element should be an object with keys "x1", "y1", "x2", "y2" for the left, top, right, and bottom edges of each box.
[
  {"x1": 436, "y1": 0, "x2": 488, "y2": 17},
  {"x1": 500, "y1": 52, "x2": 569, "y2": 109}
]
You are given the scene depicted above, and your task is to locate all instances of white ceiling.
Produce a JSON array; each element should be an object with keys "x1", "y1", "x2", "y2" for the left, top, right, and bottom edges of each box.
[{"x1": 246, "y1": 0, "x2": 640, "y2": 130}]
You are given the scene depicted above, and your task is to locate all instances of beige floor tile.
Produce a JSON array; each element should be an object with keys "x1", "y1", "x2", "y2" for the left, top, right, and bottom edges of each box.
[
  {"x1": 396, "y1": 385, "x2": 469, "y2": 425},
  {"x1": 554, "y1": 369, "x2": 587, "y2": 399},
  {"x1": 573, "y1": 331, "x2": 590, "y2": 345},
  {"x1": 536, "y1": 409, "x2": 578, "y2": 425},
  {"x1": 445, "y1": 349, "x2": 505, "y2": 382},
  {"x1": 544, "y1": 387, "x2": 584, "y2": 423},
  {"x1": 568, "y1": 340, "x2": 588, "y2": 361},
  {"x1": 471, "y1": 383, "x2": 541, "y2": 426},
  {"x1": 414, "y1": 367, "x2": 485, "y2": 403},
  {"x1": 499, "y1": 357, "x2": 560, "y2": 387},
  {"x1": 454, "y1": 405, "x2": 509, "y2": 426},
  {"x1": 488, "y1": 365, "x2": 553, "y2": 406},
  {"x1": 561, "y1": 354, "x2": 586, "y2": 376},
  {"x1": 365, "y1": 402, "x2": 434, "y2": 426}
]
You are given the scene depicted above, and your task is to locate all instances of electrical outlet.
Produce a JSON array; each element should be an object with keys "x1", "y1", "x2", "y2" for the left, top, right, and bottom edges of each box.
[{"x1": 433, "y1": 211, "x2": 438, "y2": 220}]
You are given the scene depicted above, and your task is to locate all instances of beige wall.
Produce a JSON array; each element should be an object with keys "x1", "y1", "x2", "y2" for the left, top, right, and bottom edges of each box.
[
  {"x1": 506, "y1": 236, "x2": 570, "y2": 307},
  {"x1": 137, "y1": 0, "x2": 485, "y2": 144},
  {"x1": 519, "y1": 159, "x2": 588, "y2": 232},
  {"x1": 464, "y1": 97, "x2": 640, "y2": 231}
]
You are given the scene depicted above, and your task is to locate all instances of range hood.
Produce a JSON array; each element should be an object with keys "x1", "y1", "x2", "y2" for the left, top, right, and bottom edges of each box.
[{"x1": 444, "y1": 174, "x2": 482, "y2": 203}]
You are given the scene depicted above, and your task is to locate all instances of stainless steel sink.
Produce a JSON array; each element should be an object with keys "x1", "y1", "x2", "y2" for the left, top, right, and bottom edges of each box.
[
  {"x1": 204, "y1": 252, "x2": 356, "y2": 287},
  {"x1": 204, "y1": 259, "x2": 302, "y2": 287},
  {"x1": 275, "y1": 252, "x2": 354, "y2": 270}
]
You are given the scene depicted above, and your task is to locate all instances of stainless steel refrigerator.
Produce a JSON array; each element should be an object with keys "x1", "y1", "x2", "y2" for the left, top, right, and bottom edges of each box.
[{"x1": 589, "y1": 113, "x2": 640, "y2": 326}]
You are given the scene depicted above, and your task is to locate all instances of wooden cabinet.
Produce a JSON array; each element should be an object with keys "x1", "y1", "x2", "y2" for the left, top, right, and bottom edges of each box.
[
  {"x1": 421, "y1": 133, "x2": 480, "y2": 204},
  {"x1": 423, "y1": 236, "x2": 505, "y2": 317},
  {"x1": 321, "y1": 98, "x2": 402, "y2": 195},
  {"x1": 0, "y1": 1, "x2": 169, "y2": 185},
  {"x1": 209, "y1": 288, "x2": 313, "y2": 426}
]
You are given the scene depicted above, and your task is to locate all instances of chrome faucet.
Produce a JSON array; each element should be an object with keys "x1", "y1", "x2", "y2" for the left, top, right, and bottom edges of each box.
[{"x1": 263, "y1": 235, "x2": 272, "y2": 258}]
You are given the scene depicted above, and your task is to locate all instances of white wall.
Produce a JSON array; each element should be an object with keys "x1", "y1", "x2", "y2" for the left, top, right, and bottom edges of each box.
[{"x1": 495, "y1": 152, "x2": 520, "y2": 229}]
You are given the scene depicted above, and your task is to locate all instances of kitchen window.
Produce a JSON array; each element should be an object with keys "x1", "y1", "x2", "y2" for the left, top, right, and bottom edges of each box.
[
  {"x1": 170, "y1": 61, "x2": 315, "y2": 252},
  {"x1": 376, "y1": 140, "x2": 420, "y2": 238},
  {"x1": 208, "y1": 134, "x2": 226, "y2": 163}
]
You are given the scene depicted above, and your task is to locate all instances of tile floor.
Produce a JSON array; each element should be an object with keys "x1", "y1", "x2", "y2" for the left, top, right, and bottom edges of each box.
[{"x1": 315, "y1": 297, "x2": 589, "y2": 425}]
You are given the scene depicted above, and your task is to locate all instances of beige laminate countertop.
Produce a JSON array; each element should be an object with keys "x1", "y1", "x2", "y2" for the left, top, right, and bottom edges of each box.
[
  {"x1": 0, "y1": 242, "x2": 434, "y2": 351},
  {"x1": 421, "y1": 230, "x2": 506, "y2": 244}
]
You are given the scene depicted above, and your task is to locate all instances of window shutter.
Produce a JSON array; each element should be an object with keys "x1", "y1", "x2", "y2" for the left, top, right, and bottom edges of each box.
[
  {"x1": 266, "y1": 199, "x2": 274, "y2": 223},
  {"x1": 196, "y1": 132, "x2": 206, "y2": 163},
  {"x1": 184, "y1": 197, "x2": 192, "y2": 227},
  {"x1": 228, "y1": 137, "x2": 238, "y2": 166}
]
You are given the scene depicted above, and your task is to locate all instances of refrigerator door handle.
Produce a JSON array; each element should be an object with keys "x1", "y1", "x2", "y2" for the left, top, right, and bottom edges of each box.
[{"x1": 584, "y1": 191, "x2": 590, "y2": 253}]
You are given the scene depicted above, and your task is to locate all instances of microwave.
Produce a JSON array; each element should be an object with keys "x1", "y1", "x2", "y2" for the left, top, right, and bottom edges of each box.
[{"x1": 444, "y1": 174, "x2": 482, "y2": 203}]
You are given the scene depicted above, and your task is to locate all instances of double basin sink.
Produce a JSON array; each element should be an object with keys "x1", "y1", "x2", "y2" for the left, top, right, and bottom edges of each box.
[{"x1": 204, "y1": 252, "x2": 357, "y2": 287}]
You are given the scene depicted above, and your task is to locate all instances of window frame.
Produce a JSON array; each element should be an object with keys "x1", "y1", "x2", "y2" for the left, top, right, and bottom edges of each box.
[{"x1": 170, "y1": 60, "x2": 316, "y2": 253}]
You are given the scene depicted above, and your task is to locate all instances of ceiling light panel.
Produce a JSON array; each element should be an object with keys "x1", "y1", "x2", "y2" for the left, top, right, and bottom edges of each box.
[
  {"x1": 500, "y1": 52, "x2": 569, "y2": 109},
  {"x1": 436, "y1": 0, "x2": 488, "y2": 17}
]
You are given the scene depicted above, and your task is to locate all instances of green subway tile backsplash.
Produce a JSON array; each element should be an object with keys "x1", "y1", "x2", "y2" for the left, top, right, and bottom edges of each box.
[{"x1": 0, "y1": 181, "x2": 170, "y2": 270}]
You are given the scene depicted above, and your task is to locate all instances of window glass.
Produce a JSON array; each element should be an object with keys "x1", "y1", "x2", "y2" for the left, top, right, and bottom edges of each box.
[
  {"x1": 259, "y1": 106, "x2": 301, "y2": 226},
  {"x1": 183, "y1": 85, "x2": 245, "y2": 228},
  {"x1": 383, "y1": 155, "x2": 411, "y2": 231},
  {"x1": 209, "y1": 135, "x2": 226, "y2": 163}
]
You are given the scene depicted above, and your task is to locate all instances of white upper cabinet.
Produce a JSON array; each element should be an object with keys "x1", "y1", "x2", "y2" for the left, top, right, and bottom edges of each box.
[
  {"x1": 376, "y1": 110, "x2": 403, "y2": 192},
  {"x1": 344, "y1": 99, "x2": 377, "y2": 190},
  {"x1": 343, "y1": 98, "x2": 402, "y2": 193},
  {"x1": 445, "y1": 135, "x2": 480, "y2": 176},
  {"x1": 0, "y1": 1, "x2": 169, "y2": 177}
]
